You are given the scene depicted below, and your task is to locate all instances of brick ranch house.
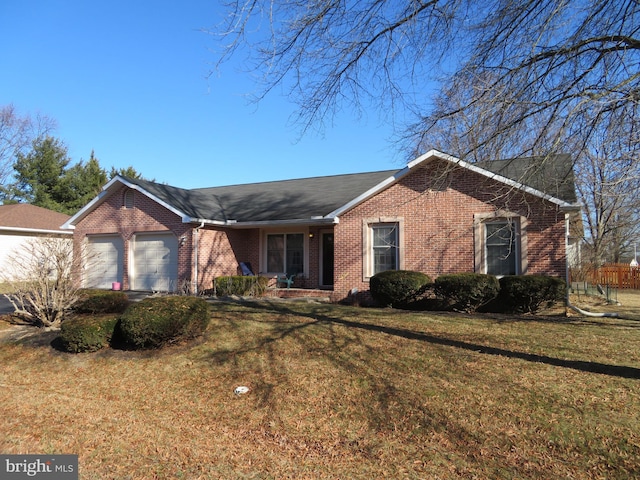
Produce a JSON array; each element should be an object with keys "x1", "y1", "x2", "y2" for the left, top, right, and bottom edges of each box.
[{"x1": 62, "y1": 150, "x2": 581, "y2": 302}]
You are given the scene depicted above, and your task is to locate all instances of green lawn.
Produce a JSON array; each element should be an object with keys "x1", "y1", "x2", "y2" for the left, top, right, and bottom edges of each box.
[{"x1": 1, "y1": 300, "x2": 639, "y2": 479}]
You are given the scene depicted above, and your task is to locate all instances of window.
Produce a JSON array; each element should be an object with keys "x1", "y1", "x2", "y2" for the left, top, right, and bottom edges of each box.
[
  {"x1": 363, "y1": 217, "x2": 404, "y2": 279},
  {"x1": 372, "y1": 224, "x2": 399, "y2": 275},
  {"x1": 474, "y1": 213, "x2": 526, "y2": 276},
  {"x1": 485, "y1": 221, "x2": 517, "y2": 275},
  {"x1": 266, "y1": 233, "x2": 304, "y2": 274}
]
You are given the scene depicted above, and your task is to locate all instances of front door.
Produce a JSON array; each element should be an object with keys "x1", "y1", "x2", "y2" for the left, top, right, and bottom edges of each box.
[{"x1": 321, "y1": 232, "x2": 334, "y2": 287}]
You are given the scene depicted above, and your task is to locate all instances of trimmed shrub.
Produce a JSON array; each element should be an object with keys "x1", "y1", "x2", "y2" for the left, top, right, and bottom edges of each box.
[
  {"x1": 59, "y1": 315, "x2": 120, "y2": 353},
  {"x1": 369, "y1": 270, "x2": 432, "y2": 308},
  {"x1": 496, "y1": 275, "x2": 566, "y2": 313},
  {"x1": 74, "y1": 289, "x2": 130, "y2": 314},
  {"x1": 118, "y1": 296, "x2": 210, "y2": 349},
  {"x1": 434, "y1": 273, "x2": 500, "y2": 313},
  {"x1": 213, "y1": 276, "x2": 269, "y2": 297}
]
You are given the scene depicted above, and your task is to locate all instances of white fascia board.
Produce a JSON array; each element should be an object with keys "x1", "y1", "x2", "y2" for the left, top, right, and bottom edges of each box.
[
  {"x1": 204, "y1": 217, "x2": 338, "y2": 229},
  {"x1": 454, "y1": 157, "x2": 576, "y2": 208},
  {"x1": 326, "y1": 150, "x2": 450, "y2": 218},
  {"x1": 0, "y1": 226, "x2": 73, "y2": 235},
  {"x1": 182, "y1": 217, "x2": 229, "y2": 226},
  {"x1": 122, "y1": 179, "x2": 189, "y2": 219},
  {"x1": 63, "y1": 176, "x2": 190, "y2": 228},
  {"x1": 62, "y1": 189, "x2": 111, "y2": 229},
  {"x1": 328, "y1": 149, "x2": 576, "y2": 219}
]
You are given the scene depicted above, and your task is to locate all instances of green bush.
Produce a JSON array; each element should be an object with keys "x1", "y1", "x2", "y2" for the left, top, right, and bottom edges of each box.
[
  {"x1": 74, "y1": 289, "x2": 130, "y2": 314},
  {"x1": 434, "y1": 273, "x2": 500, "y2": 313},
  {"x1": 59, "y1": 315, "x2": 120, "y2": 353},
  {"x1": 118, "y1": 296, "x2": 210, "y2": 349},
  {"x1": 495, "y1": 275, "x2": 566, "y2": 313},
  {"x1": 369, "y1": 270, "x2": 432, "y2": 308},
  {"x1": 213, "y1": 276, "x2": 269, "y2": 297}
]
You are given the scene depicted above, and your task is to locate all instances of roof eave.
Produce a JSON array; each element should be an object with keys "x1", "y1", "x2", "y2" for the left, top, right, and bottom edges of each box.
[
  {"x1": 457, "y1": 158, "x2": 578, "y2": 208},
  {"x1": 183, "y1": 217, "x2": 338, "y2": 229},
  {"x1": 327, "y1": 149, "x2": 453, "y2": 218},
  {"x1": 327, "y1": 149, "x2": 577, "y2": 218},
  {"x1": 0, "y1": 226, "x2": 73, "y2": 235},
  {"x1": 63, "y1": 176, "x2": 191, "y2": 228}
]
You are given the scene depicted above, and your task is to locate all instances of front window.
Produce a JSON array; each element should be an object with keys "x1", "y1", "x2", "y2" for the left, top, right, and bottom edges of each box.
[
  {"x1": 267, "y1": 233, "x2": 304, "y2": 275},
  {"x1": 372, "y1": 224, "x2": 399, "y2": 275},
  {"x1": 485, "y1": 221, "x2": 517, "y2": 275}
]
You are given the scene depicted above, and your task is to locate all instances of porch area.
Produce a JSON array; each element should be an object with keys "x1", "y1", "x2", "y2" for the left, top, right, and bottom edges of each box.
[{"x1": 264, "y1": 287, "x2": 333, "y2": 301}]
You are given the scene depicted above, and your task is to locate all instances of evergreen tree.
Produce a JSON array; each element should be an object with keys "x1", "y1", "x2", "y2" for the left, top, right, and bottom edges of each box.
[
  {"x1": 3, "y1": 138, "x2": 108, "y2": 215},
  {"x1": 60, "y1": 150, "x2": 108, "y2": 213},
  {"x1": 109, "y1": 165, "x2": 145, "y2": 180},
  {"x1": 5, "y1": 136, "x2": 70, "y2": 211}
]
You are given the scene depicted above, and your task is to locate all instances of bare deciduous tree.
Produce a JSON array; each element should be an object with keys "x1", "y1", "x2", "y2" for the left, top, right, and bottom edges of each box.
[
  {"x1": 210, "y1": 1, "x2": 639, "y2": 160},
  {"x1": 419, "y1": 73, "x2": 640, "y2": 268},
  {"x1": 573, "y1": 107, "x2": 640, "y2": 266},
  {"x1": 0, "y1": 104, "x2": 56, "y2": 187},
  {"x1": 3, "y1": 237, "x2": 82, "y2": 330}
]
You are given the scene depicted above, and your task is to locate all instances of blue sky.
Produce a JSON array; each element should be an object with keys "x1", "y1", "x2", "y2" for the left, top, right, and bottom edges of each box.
[{"x1": 0, "y1": 1, "x2": 408, "y2": 189}]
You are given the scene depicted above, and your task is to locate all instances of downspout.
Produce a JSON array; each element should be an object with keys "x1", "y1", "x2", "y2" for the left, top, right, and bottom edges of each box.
[
  {"x1": 193, "y1": 221, "x2": 205, "y2": 295},
  {"x1": 564, "y1": 213, "x2": 618, "y2": 318}
]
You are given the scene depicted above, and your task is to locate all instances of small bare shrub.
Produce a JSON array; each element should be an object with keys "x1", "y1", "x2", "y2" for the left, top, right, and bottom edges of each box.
[{"x1": 2, "y1": 237, "x2": 85, "y2": 330}]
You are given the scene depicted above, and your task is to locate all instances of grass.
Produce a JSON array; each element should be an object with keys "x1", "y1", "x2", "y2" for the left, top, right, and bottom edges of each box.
[{"x1": 0, "y1": 297, "x2": 639, "y2": 479}]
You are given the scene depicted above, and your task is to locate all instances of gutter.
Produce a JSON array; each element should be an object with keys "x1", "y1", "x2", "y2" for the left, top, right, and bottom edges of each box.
[
  {"x1": 0, "y1": 226, "x2": 73, "y2": 235},
  {"x1": 192, "y1": 221, "x2": 205, "y2": 295},
  {"x1": 183, "y1": 217, "x2": 338, "y2": 228},
  {"x1": 564, "y1": 213, "x2": 619, "y2": 318}
]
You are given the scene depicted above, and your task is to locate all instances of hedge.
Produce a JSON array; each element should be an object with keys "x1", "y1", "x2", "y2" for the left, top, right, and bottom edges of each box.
[
  {"x1": 59, "y1": 315, "x2": 120, "y2": 353},
  {"x1": 118, "y1": 296, "x2": 210, "y2": 349},
  {"x1": 369, "y1": 270, "x2": 432, "y2": 308},
  {"x1": 213, "y1": 275, "x2": 269, "y2": 297},
  {"x1": 434, "y1": 273, "x2": 500, "y2": 313},
  {"x1": 74, "y1": 289, "x2": 130, "y2": 314},
  {"x1": 495, "y1": 275, "x2": 566, "y2": 313}
]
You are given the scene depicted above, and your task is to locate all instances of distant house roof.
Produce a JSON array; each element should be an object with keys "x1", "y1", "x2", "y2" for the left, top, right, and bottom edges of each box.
[
  {"x1": 63, "y1": 150, "x2": 580, "y2": 229},
  {"x1": 0, "y1": 204, "x2": 72, "y2": 234}
]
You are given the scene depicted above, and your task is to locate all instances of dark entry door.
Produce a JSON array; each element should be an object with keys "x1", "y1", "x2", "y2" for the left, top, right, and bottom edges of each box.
[{"x1": 321, "y1": 232, "x2": 334, "y2": 287}]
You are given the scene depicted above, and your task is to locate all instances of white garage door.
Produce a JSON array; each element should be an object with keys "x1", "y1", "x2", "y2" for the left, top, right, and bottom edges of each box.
[
  {"x1": 86, "y1": 236, "x2": 124, "y2": 289},
  {"x1": 133, "y1": 233, "x2": 178, "y2": 291}
]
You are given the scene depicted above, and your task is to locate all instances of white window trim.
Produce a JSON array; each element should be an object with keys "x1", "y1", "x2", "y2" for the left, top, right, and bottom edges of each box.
[
  {"x1": 362, "y1": 217, "x2": 404, "y2": 280},
  {"x1": 474, "y1": 211, "x2": 527, "y2": 276}
]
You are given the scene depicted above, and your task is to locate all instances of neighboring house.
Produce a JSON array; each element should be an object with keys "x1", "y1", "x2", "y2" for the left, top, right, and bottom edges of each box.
[
  {"x1": 62, "y1": 150, "x2": 581, "y2": 301},
  {"x1": 0, "y1": 204, "x2": 72, "y2": 279}
]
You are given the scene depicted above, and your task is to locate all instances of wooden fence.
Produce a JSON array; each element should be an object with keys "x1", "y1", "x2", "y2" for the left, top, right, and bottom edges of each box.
[{"x1": 572, "y1": 263, "x2": 640, "y2": 290}]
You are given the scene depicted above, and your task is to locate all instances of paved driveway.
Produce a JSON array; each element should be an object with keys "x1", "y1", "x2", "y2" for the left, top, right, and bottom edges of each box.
[
  {"x1": 0, "y1": 291, "x2": 154, "y2": 316},
  {"x1": 0, "y1": 295, "x2": 14, "y2": 314}
]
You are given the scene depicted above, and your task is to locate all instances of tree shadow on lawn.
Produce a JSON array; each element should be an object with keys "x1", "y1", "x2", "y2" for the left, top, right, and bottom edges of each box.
[{"x1": 210, "y1": 300, "x2": 640, "y2": 380}]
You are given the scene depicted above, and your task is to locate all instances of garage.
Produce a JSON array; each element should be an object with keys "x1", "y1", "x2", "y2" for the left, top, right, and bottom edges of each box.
[
  {"x1": 132, "y1": 233, "x2": 178, "y2": 291},
  {"x1": 85, "y1": 235, "x2": 124, "y2": 289}
]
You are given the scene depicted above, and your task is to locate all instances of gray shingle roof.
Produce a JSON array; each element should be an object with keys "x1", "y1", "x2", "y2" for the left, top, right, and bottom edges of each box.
[
  {"x1": 477, "y1": 154, "x2": 577, "y2": 203},
  {"x1": 127, "y1": 170, "x2": 398, "y2": 222},
  {"x1": 0, "y1": 204, "x2": 71, "y2": 232},
  {"x1": 121, "y1": 153, "x2": 577, "y2": 224}
]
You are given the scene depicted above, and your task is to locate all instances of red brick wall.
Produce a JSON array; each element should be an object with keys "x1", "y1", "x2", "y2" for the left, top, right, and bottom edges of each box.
[
  {"x1": 73, "y1": 186, "x2": 190, "y2": 290},
  {"x1": 332, "y1": 162, "x2": 567, "y2": 302},
  {"x1": 196, "y1": 227, "x2": 256, "y2": 292}
]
